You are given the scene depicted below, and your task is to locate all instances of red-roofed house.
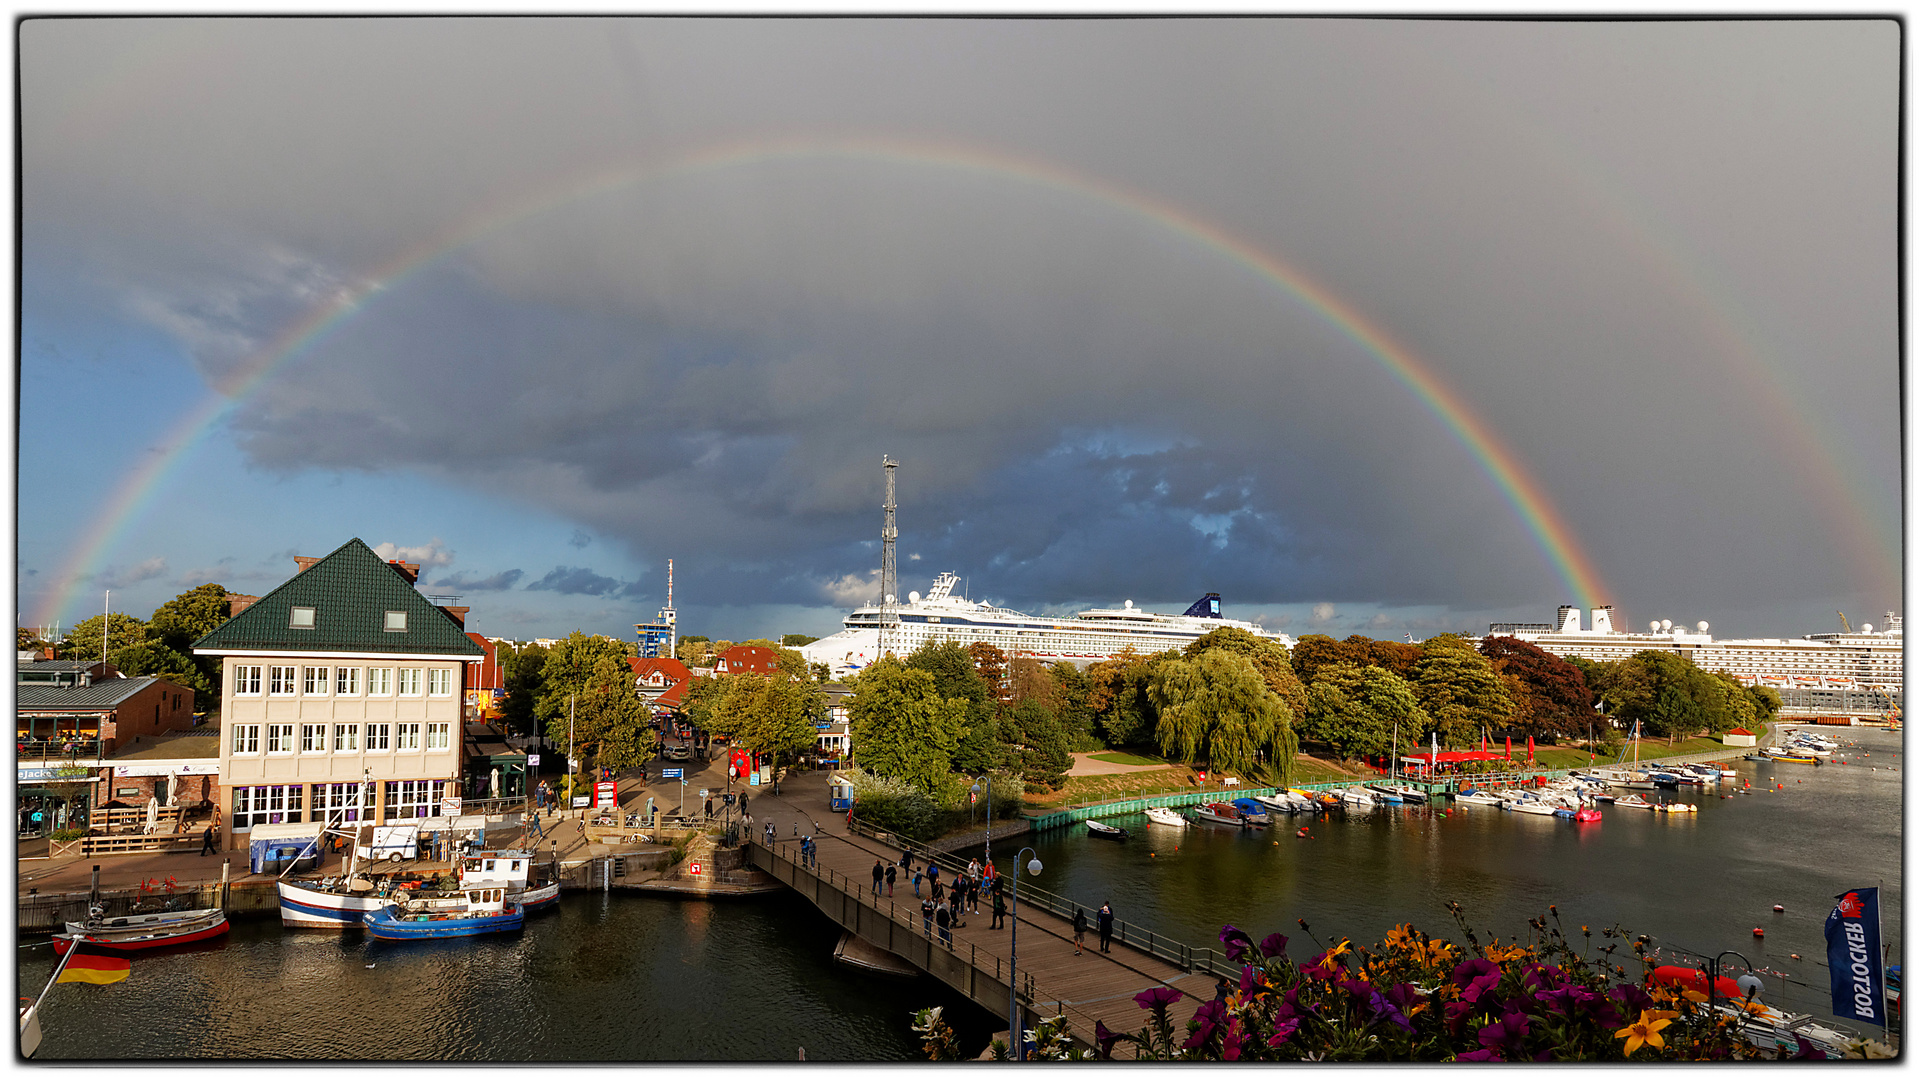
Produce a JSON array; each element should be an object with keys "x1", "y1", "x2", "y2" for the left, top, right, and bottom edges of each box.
[
  {"x1": 629, "y1": 657, "x2": 694, "y2": 713},
  {"x1": 1722, "y1": 726, "x2": 1758, "y2": 747},
  {"x1": 713, "y1": 645, "x2": 783, "y2": 675},
  {"x1": 463, "y1": 633, "x2": 505, "y2": 718}
]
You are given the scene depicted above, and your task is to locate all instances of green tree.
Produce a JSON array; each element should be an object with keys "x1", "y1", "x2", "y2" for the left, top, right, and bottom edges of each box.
[
  {"x1": 1479, "y1": 635, "x2": 1593, "y2": 739},
  {"x1": 1187, "y1": 627, "x2": 1306, "y2": 715},
  {"x1": 110, "y1": 640, "x2": 211, "y2": 700},
  {"x1": 781, "y1": 634, "x2": 819, "y2": 647},
  {"x1": 149, "y1": 583, "x2": 232, "y2": 650},
  {"x1": 500, "y1": 642, "x2": 549, "y2": 738},
  {"x1": 1289, "y1": 634, "x2": 1371, "y2": 685},
  {"x1": 1006, "y1": 699, "x2": 1072, "y2": 791},
  {"x1": 1048, "y1": 661, "x2": 1101, "y2": 751},
  {"x1": 1086, "y1": 648, "x2": 1168, "y2": 748},
  {"x1": 1411, "y1": 634, "x2": 1515, "y2": 747},
  {"x1": 906, "y1": 641, "x2": 1001, "y2": 774},
  {"x1": 675, "y1": 636, "x2": 713, "y2": 666},
  {"x1": 62, "y1": 611, "x2": 151, "y2": 663},
  {"x1": 846, "y1": 656, "x2": 969, "y2": 793},
  {"x1": 1299, "y1": 662, "x2": 1429, "y2": 761},
  {"x1": 537, "y1": 632, "x2": 638, "y2": 736},
  {"x1": 1149, "y1": 650, "x2": 1298, "y2": 782},
  {"x1": 1745, "y1": 683, "x2": 1782, "y2": 726},
  {"x1": 705, "y1": 673, "x2": 823, "y2": 776},
  {"x1": 569, "y1": 656, "x2": 654, "y2": 772}
]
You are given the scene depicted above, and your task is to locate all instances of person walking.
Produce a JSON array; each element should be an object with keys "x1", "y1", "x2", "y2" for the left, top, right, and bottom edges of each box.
[
  {"x1": 704, "y1": 797, "x2": 714, "y2": 820},
  {"x1": 991, "y1": 887, "x2": 1007, "y2": 929},
  {"x1": 740, "y1": 791, "x2": 750, "y2": 818},
  {"x1": 921, "y1": 896, "x2": 936, "y2": 938},
  {"x1": 199, "y1": 824, "x2": 216, "y2": 856},
  {"x1": 871, "y1": 859, "x2": 884, "y2": 898},
  {"x1": 527, "y1": 809, "x2": 546, "y2": 839},
  {"x1": 935, "y1": 902, "x2": 952, "y2": 949},
  {"x1": 931, "y1": 878, "x2": 944, "y2": 905},
  {"x1": 765, "y1": 821, "x2": 776, "y2": 847},
  {"x1": 1098, "y1": 901, "x2": 1114, "y2": 953},
  {"x1": 1072, "y1": 907, "x2": 1089, "y2": 955},
  {"x1": 926, "y1": 862, "x2": 940, "y2": 892},
  {"x1": 884, "y1": 863, "x2": 897, "y2": 897},
  {"x1": 912, "y1": 868, "x2": 924, "y2": 898}
]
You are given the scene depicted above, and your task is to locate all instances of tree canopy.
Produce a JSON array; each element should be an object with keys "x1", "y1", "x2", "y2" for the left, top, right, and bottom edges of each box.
[
  {"x1": 846, "y1": 656, "x2": 970, "y2": 793},
  {"x1": 1149, "y1": 649, "x2": 1297, "y2": 783},
  {"x1": 1411, "y1": 634, "x2": 1515, "y2": 746},
  {"x1": 536, "y1": 632, "x2": 637, "y2": 731},
  {"x1": 1299, "y1": 662, "x2": 1429, "y2": 760},
  {"x1": 1479, "y1": 635, "x2": 1594, "y2": 738}
]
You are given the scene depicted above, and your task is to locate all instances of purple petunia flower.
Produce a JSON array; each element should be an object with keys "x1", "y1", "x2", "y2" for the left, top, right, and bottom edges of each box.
[
  {"x1": 1239, "y1": 964, "x2": 1259, "y2": 996},
  {"x1": 1265, "y1": 1017, "x2": 1300, "y2": 1048},
  {"x1": 1183, "y1": 999, "x2": 1227, "y2": 1050},
  {"x1": 1135, "y1": 985, "x2": 1182, "y2": 1016},
  {"x1": 1093, "y1": 1019, "x2": 1123, "y2": 1060},
  {"x1": 1219, "y1": 924, "x2": 1256, "y2": 964},
  {"x1": 1453, "y1": 957, "x2": 1500, "y2": 989},
  {"x1": 1259, "y1": 932, "x2": 1289, "y2": 959},
  {"x1": 1478, "y1": 1009, "x2": 1532, "y2": 1054},
  {"x1": 1456, "y1": 1048, "x2": 1503, "y2": 1062}
]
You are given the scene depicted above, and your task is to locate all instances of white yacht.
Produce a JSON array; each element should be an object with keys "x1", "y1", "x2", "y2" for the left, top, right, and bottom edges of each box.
[{"x1": 801, "y1": 572, "x2": 1291, "y2": 678}]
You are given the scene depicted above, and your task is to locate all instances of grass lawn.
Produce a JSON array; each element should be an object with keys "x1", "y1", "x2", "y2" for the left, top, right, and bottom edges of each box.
[
  {"x1": 1024, "y1": 754, "x2": 1366, "y2": 810},
  {"x1": 1487, "y1": 733, "x2": 1756, "y2": 772},
  {"x1": 1086, "y1": 751, "x2": 1164, "y2": 766}
]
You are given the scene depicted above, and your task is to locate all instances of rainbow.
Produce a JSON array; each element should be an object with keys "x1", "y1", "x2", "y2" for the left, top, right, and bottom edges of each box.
[{"x1": 30, "y1": 136, "x2": 1613, "y2": 627}]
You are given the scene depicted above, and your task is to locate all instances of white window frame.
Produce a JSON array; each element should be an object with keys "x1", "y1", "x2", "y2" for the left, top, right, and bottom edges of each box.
[
  {"x1": 230, "y1": 723, "x2": 261, "y2": 755},
  {"x1": 317, "y1": 782, "x2": 367, "y2": 823},
  {"x1": 382, "y1": 779, "x2": 447, "y2": 821},
  {"x1": 426, "y1": 722, "x2": 451, "y2": 751},
  {"x1": 233, "y1": 666, "x2": 262, "y2": 696},
  {"x1": 384, "y1": 610, "x2": 408, "y2": 632},
  {"x1": 427, "y1": 668, "x2": 451, "y2": 696},
  {"x1": 397, "y1": 668, "x2": 422, "y2": 697},
  {"x1": 266, "y1": 723, "x2": 297, "y2": 754},
  {"x1": 303, "y1": 666, "x2": 330, "y2": 695},
  {"x1": 289, "y1": 606, "x2": 316, "y2": 630},
  {"x1": 366, "y1": 723, "x2": 392, "y2": 751},
  {"x1": 396, "y1": 722, "x2": 421, "y2": 751},
  {"x1": 301, "y1": 723, "x2": 328, "y2": 753},
  {"x1": 333, "y1": 723, "x2": 360, "y2": 752},
  {"x1": 336, "y1": 666, "x2": 360, "y2": 696},
  {"x1": 269, "y1": 666, "x2": 298, "y2": 696},
  {"x1": 368, "y1": 668, "x2": 393, "y2": 697},
  {"x1": 232, "y1": 784, "x2": 304, "y2": 829}
]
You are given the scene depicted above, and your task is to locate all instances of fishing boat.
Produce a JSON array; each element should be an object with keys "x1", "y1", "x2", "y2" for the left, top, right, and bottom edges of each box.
[
  {"x1": 1192, "y1": 801, "x2": 1254, "y2": 828},
  {"x1": 363, "y1": 886, "x2": 525, "y2": 941},
  {"x1": 54, "y1": 906, "x2": 229, "y2": 954},
  {"x1": 1143, "y1": 807, "x2": 1187, "y2": 828},
  {"x1": 1086, "y1": 819, "x2": 1130, "y2": 841},
  {"x1": 458, "y1": 849, "x2": 560, "y2": 911}
]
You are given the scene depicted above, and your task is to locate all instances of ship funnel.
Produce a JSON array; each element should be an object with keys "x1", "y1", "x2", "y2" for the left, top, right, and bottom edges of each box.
[
  {"x1": 1556, "y1": 605, "x2": 1581, "y2": 633},
  {"x1": 1589, "y1": 606, "x2": 1614, "y2": 635}
]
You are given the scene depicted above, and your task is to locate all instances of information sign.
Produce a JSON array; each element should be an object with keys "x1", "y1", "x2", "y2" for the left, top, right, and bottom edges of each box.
[
  {"x1": 661, "y1": 767, "x2": 684, "y2": 779},
  {"x1": 526, "y1": 754, "x2": 540, "y2": 767},
  {"x1": 571, "y1": 795, "x2": 591, "y2": 808},
  {"x1": 688, "y1": 862, "x2": 703, "y2": 876},
  {"x1": 594, "y1": 780, "x2": 617, "y2": 807}
]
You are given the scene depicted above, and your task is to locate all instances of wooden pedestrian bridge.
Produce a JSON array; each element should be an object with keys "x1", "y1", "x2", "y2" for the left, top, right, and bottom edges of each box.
[{"x1": 747, "y1": 818, "x2": 1247, "y2": 1056}]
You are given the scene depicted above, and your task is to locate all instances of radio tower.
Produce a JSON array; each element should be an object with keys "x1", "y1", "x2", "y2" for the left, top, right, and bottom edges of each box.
[{"x1": 879, "y1": 456, "x2": 899, "y2": 660}]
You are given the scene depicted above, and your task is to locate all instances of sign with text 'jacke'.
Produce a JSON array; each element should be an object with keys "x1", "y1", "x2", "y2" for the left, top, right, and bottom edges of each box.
[{"x1": 1825, "y1": 887, "x2": 1886, "y2": 1027}]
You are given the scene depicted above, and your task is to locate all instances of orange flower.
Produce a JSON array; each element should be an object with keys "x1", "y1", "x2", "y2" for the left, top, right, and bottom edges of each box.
[{"x1": 1616, "y1": 1010, "x2": 1674, "y2": 1056}]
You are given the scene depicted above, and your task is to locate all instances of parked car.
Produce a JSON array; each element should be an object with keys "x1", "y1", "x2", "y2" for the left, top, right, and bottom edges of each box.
[{"x1": 662, "y1": 743, "x2": 693, "y2": 762}]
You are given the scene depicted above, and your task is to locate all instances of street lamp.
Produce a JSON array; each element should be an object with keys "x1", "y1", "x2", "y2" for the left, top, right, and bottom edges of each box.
[
  {"x1": 1007, "y1": 846, "x2": 1043, "y2": 1062},
  {"x1": 970, "y1": 774, "x2": 995, "y2": 865},
  {"x1": 1706, "y1": 950, "x2": 1766, "y2": 1014}
]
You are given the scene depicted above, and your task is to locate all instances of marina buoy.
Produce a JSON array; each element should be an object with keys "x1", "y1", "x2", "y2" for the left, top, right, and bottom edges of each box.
[
  {"x1": 1791, "y1": 953, "x2": 1802, "y2": 961},
  {"x1": 1148, "y1": 852, "x2": 1156, "y2": 858},
  {"x1": 1753, "y1": 928, "x2": 1764, "y2": 938}
]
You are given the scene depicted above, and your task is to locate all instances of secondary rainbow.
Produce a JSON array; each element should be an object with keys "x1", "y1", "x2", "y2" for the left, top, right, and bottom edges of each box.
[{"x1": 32, "y1": 136, "x2": 1612, "y2": 628}]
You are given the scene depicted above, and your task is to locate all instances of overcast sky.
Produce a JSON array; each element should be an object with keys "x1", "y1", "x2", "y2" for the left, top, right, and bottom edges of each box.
[{"x1": 18, "y1": 17, "x2": 1902, "y2": 644}]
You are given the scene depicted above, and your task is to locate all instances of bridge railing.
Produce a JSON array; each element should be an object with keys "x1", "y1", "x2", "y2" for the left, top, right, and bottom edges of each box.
[{"x1": 757, "y1": 835, "x2": 1126, "y2": 1051}]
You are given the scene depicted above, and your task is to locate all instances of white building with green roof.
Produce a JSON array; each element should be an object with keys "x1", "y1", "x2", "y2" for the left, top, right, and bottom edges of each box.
[{"x1": 193, "y1": 538, "x2": 485, "y2": 851}]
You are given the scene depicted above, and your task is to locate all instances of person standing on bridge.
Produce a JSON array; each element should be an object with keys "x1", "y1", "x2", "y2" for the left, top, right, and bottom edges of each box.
[
  {"x1": 871, "y1": 859, "x2": 885, "y2": 897},
  {"x1": 884, "y1": 863, "x2": 897, "y2": 897},
  {"x1": 990, "y1": 887, "x2": 1007, "y2": 929},
  {"x1": 921, "y1": 895, "x2": 935, "y2": 937},
  {"x1": 1097, "y1": 901, "x2": 1114, "y2": 953},
  {"x1": 1072, "y1": 908, "x2": 1088, "y2": 955},
  {"x1": 934, "y1": 901, "x2": 952, "y2": 948}
]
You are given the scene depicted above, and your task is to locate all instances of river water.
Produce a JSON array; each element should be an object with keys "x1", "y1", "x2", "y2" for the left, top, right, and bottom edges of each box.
[{"x1": 22, "y1": 727, "x2": 1900, "y2": 1059}]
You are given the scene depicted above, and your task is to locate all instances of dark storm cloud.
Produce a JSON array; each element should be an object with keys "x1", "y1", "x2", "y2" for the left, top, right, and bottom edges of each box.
[
  {"x1": 21, "y1": 19, "x2": 1901, "y2": 630},
  {"x1": 430, "y1": 569, "x2": 527, "y2": 592}
]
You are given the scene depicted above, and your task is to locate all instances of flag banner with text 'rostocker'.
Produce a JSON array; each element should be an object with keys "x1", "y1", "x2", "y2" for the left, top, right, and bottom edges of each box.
[{"x1": 1824, "y1": 887, "x2": 1885, "y2": 1027}]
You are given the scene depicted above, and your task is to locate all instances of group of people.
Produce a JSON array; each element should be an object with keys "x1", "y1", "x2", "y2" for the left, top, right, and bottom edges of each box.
[{"x1": 1070, "y1": 901, "x2": 1116, "y2": 955}]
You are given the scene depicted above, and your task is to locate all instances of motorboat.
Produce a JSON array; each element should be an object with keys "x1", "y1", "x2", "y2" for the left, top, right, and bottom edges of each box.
[
  {"x1": 1228, "y1": 798, "x2": 1272, "y2": 827},
  {"x1": 1086, "y1": 819, "x2": 1131, "y2": 841},
  {"x1": 1295, "y1": 789, "x2": 1343, "y2": 811},
  {"x1": 1509, "y1": 798, "x2": 1559, "y2": 816},
  {"x1": 1192, "y1": 801, "x2": 1255, "y2": 828},
  {"x1": 1714, "y1": 1002, "x2": 1858, "y2": 1059},
  {"x1": 278, "y1": 872, "x2": 442, "y2": 929},
  {"x1": 1455, "y1": 789, "x2": 1504, "y2": 805},
  {"x1": 1762, "y1": 749, "x2": 1821, "y2": 766},
  {"x1": 363, "y1": 886, "x2": 525, "y2": 941},
  {"x1": 1368, "y1": 782, "x2": 1428, "y2": 804},
  {"x1": 54, "y1": 906, "x2": 229, "y2": 954},
  {"x1": 1339, "y1": 787, "x2": 1377, "y2": 807},
  {"x1": 1364, "y1": 783, "x2": 1406, "y2": 804},
  {"x1": 1253, "y1": 792, "x2": 1311, "y2": 815},
  {"x1": 458, "y1": 849, "x2": 560, "y2": 912},
  {"x1": 1143, "y1": 807, "x2": 1187, "y2": 828},
  {"x1": 1613, "y1": 794, "x2": 1654, "y2": 809}
]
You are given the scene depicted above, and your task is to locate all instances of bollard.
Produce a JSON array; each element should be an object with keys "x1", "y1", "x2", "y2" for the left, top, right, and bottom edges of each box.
[
  {"x1": 89, "y1": 864, "x2": 100, "y2": 904},
  {"x1": 220, "y1": 858, "x2": 231, "y2": 909}
]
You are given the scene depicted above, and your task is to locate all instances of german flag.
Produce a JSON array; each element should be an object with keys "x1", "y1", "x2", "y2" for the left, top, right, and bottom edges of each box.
[{"x1": 56, "y1": 939, "x2": 130, "y2": 986}]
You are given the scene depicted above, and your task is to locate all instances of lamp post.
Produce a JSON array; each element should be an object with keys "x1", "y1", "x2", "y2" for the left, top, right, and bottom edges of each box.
[
  {"x1": 970, "y1": 774, "x2": 995, "y2": 864},
  {"x1": 1706, "y1": 950, "x2": 1765, "y2": 1014},
  {"x1": 1008, "y1": 846, "x2": 1042, "y2": 1062}
]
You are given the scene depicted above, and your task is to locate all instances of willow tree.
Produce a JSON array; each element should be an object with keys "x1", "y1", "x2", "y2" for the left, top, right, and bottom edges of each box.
[
  {"x1": 847, "y1": 656, "x2": 970, "y2": 793},
  {"x1": 1148, "y1": 649, "x2": 1298, "y2": 784},
  {"x1": 1185, "y1": 626, "x2": 1307, "y2": 716}
]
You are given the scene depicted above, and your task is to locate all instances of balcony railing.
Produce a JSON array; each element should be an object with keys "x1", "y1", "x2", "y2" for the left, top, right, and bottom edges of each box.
[{"x1": 16, "y1": 739, "x2": 102, "y2": 763}]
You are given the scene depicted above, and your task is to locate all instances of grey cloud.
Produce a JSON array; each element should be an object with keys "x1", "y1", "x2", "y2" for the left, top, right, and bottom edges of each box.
[
  {"x1": 525, "y1": 566, "x2": 627, "y2": 596},
  {"x1": 568, "y1": 530, "x2": 592, "y2": 549},
  {"x1": 431, "y1": 569, "x2": 526, "y2": 592},
  {"x1": 93, "y1": 557, "x2": 169, "y2": 589}
]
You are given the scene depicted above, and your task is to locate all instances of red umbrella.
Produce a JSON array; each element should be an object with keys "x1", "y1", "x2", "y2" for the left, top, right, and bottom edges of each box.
[
  {"x1": 1527, "y1": 735, "x2": 1535, "y2": 763},
  {"x1": 1505, "y1": 735, "x2": 1512, "y2": 759}
]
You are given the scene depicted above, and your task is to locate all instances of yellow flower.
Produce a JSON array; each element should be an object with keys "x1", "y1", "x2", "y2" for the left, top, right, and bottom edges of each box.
[
  {"x1": 1616, "y1": 1010, "x2": 1674, "y2": 1056},
  {"x1": 1737, "y1": 999, "x2": 1770, "y2": 1016},
  {"x1": 1681, "y1": 989, "x2": 1709, "y2": 1004},
  {"x1": 1385, "y1": 923, "x2": 1414, "y2": 949}
]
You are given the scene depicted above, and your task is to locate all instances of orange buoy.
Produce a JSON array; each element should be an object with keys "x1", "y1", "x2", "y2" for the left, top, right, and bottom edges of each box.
[
  {"x1": 1753, "y1": 928, "x2": 1764, "y2": 938},
  {"x1": 1149, "y1": 852, "x2": 1157, "y2": 858},
  {"x1": 1773, "y1": 905, "x2": 1785, "y2": 912},
  {"x1": 1791, "y1": 953, "x2": 1802, "y2": 960}
]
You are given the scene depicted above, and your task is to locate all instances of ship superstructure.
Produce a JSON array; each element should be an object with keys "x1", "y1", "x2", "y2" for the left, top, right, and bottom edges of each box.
[{"x1": 800, "y1": 571, "x2": 1290, "y2": 679}]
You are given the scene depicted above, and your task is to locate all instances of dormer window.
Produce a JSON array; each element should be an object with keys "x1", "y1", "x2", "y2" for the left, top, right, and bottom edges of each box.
[
  {"x1": 384, "y1": 611, "x2": 408, "y2": 633},
  {"x1": 289, "y1": 606, "x2": 316, "y2": 630}
]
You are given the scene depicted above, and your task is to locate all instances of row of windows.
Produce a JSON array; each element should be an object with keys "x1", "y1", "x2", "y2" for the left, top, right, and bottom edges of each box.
[
  {"x1": 230, "y1": 722, "x2": 451, "y2": 755},
  {"x1": 230, "y1": 779, "x2": 450, "y2": 829},
  {"x1": 232, "y1": 666, "x2": 454, "y2": 698}
]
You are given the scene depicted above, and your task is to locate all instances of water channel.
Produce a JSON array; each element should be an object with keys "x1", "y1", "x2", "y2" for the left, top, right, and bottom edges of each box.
[{"x1": 22, "y1": 727, "x2": 1900, "y2": 1059}]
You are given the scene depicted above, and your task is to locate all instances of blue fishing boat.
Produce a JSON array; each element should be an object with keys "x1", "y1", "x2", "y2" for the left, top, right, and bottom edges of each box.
[{"x1": 363, "y1": 886, "x2": 524, "y2": 941}]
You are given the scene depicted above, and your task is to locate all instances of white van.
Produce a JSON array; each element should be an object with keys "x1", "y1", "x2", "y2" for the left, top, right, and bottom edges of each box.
[{"x1": 354, "y1": 824, "x2": 420, "y2": 863}]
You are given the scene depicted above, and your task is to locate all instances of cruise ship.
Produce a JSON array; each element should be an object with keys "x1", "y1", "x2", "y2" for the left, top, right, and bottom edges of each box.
[
  {"x1": 800, "y1": 572, "x2": 1292, "y2": 679},
  {"x1": 1489, "y1": 606, "x2": 1902, "y2": 711}
]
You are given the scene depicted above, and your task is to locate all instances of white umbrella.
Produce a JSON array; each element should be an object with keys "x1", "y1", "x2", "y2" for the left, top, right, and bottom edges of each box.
[
  {"x1": 144, "y1": 796, "x2": 158, "y2": 834},
  {"x1": 490, "y1": 768, "x2": 500, "y2": 799}
]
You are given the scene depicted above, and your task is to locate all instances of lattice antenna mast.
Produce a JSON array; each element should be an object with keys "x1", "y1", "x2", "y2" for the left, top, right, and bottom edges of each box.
[{"x1": 879, "y1": 456, "x2": 900, "y2": 660}]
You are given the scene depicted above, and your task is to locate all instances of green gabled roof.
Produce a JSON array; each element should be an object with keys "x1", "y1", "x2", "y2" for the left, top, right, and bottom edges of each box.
[{"x1": 193, "y1": 538, "x2": 484, "y2": 657}]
